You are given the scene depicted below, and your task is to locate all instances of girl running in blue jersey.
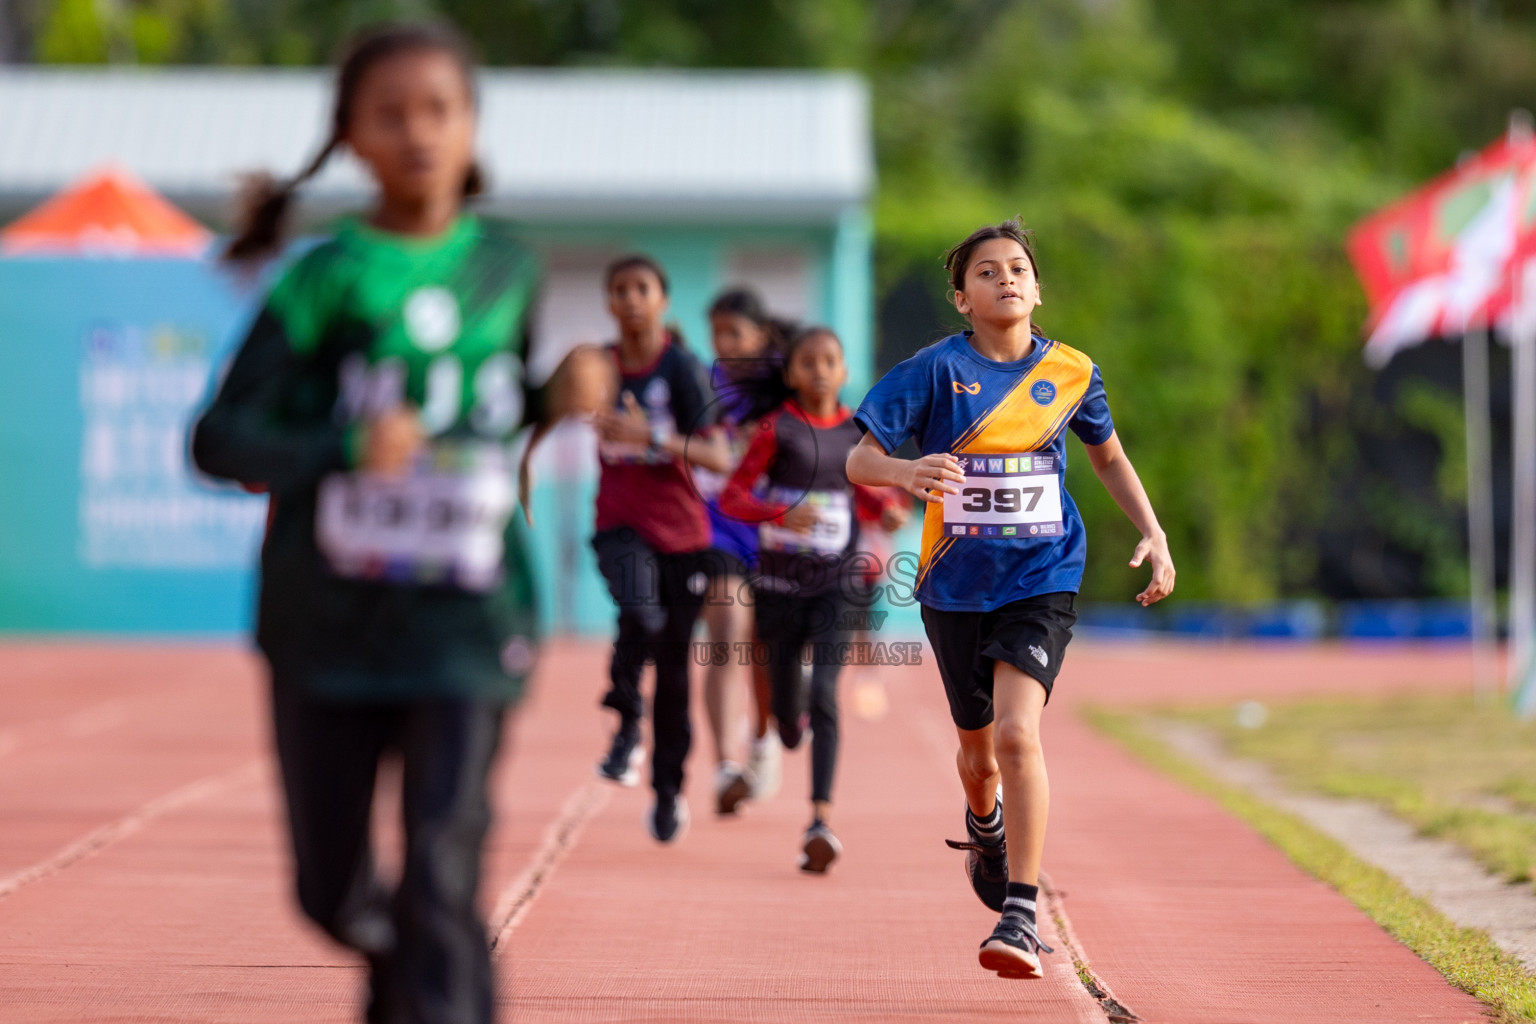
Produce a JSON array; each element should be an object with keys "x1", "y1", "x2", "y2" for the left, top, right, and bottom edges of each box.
[
  {"x1": 721, "y1": 327, "x2": 905, "y2": 872},
  {"x1": 193, "y1": 23, "x2": 606, "y2": 1023},
  {"x1": 696, "y1": 289, "x2": 792, "y2": 814},
  {"x1": 847, "y1": 219, "x2": 1175, "y2": 978}
]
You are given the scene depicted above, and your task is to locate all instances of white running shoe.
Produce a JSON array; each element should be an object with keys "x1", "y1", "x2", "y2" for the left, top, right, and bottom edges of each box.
[
  {"x1": 746, "y1": 731, "x2": 782, "y2": 800},
  {"x1": 799, "y1": 821, "x2": 842, "y2": 874},
  {"x1": 714, "y1": 761, "x2": 752, "y2": 816}
]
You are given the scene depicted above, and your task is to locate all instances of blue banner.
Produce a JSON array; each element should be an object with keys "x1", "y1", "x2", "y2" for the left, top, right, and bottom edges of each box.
[{"x1": 0, "y1": 258, "x2": 265, "y2": 633}]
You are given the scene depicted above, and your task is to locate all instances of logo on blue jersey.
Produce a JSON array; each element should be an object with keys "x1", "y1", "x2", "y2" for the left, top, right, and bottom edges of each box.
[
  {"x1": 953, "y1": 381, "x2": 981, "y2": 394},
  {"x1": 1031, "y1": 380, "x2": 1056, "y2": 406}
]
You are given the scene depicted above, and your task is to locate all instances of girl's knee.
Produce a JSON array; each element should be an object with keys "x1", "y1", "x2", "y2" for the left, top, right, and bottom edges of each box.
[
  {"x1": 956, "y1": 744, "x2": 997, "y2": 784},
  {"x1": 993, "y1": 716, "x2": 1042, "y2": 764}
]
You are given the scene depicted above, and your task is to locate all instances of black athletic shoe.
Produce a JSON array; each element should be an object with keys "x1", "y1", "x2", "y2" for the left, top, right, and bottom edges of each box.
[
  {"x1": 647, "y1": 793, "x2": 689, "y2": 843},
  {"x1": 978, "y1": 911, "x2": 1053, "y2": 980},
  {"x1": 596, "y1": 724, "x2": 644, "y2": 786},
  {"x1": 945, "y1": 802, "x2": 1008, "y2": 911},
  {"x1": 798, "y1": 821, "x2": 842, "y2": 874}
]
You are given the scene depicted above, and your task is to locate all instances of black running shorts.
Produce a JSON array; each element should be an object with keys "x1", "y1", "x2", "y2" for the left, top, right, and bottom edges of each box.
[{"x1": 920, "y1": 592, "x2": 1077, "y2": 731}]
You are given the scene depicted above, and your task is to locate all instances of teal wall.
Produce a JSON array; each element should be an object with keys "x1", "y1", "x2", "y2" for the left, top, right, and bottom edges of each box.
[{"x1": 0, "y1": 211, "x2": 882, "y2": 637}]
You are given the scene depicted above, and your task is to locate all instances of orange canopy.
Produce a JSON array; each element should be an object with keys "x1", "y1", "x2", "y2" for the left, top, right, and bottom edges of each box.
[{"x1": 0, "y1": 167, "x2": 212, "y2": 257}]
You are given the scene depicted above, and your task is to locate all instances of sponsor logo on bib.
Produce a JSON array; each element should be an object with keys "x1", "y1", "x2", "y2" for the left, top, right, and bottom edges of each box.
[
  {"x1": 1031, "y1": 380, "x2": 1056, "y2": 406},
  {"x1": 403, "y1": 287, "x2": 461, "y2": 352}
]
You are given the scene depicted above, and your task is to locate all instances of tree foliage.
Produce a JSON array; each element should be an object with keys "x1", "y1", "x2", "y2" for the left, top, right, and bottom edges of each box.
[{"x1": 22, "y1": 0, "x2": 1536, "y2": 600}]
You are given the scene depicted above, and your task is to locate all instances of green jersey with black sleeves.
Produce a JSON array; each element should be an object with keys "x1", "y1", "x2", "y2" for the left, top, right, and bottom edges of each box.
[{"x1": 193, "y1": 216, "x2": 543, "y2": 703}]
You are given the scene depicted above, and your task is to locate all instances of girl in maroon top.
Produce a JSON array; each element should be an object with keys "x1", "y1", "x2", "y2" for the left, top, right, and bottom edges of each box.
[
  {"x1": 589, "y1": 255, "x2": 730, "y2": 843},
  {"x1": 720, "y1": 327, "x2": 904, "y2": 872}
]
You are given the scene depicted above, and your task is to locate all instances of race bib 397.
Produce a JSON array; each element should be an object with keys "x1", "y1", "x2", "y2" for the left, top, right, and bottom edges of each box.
[{"x1": 941, "y1": 453, "x2": 1064, "y2": 539}]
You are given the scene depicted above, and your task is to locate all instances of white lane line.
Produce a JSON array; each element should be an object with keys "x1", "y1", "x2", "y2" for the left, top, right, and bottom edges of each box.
[
  {"x1": 487, "y1": 778, "x2": 611, "y2": 953},
  {"x1": 0, "y1": 698, "x2": 131, "y2": 762},
  {"x1": 1041, "y1": 872, "x2": 1140, "y2": 1023},
  {"x1": 0, "y1": 759, "x2": 264, "y2": 902}
]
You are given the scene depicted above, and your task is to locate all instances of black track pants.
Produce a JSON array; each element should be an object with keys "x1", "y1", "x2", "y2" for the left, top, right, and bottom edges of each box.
[
  {"x1": 592, "y1": 527, "x2": 707, "y2": 798},
  {"x1": 754, "y1": 588, "x2": 848, "y2": 805},
  {"x1": 270, "y1": 681, "x2": 505, "y2": 1024}
]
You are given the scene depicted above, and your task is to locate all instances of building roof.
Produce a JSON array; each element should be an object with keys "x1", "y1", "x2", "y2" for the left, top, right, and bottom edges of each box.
[{"x1": 0, "y1": 67, "x2": 872, "y2": 224}]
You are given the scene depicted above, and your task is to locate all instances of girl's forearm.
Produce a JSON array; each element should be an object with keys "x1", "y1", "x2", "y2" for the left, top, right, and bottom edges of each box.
[
  {"x1": 1095, "y1": 456, "x2": 1163, "y2": 539},
  {"x1": 846, "y1": 443, "x2": 906, "y2": 488},
  {"x1": 668, "y1": 432, "x2": 731, "y2": 473}
]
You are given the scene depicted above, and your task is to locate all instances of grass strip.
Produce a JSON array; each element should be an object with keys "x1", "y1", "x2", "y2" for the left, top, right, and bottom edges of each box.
[
  {"x1": 1171, "y1": 693, "x2": 1536, "y2": 891},
  {"x1": 1087, "y1": 707, "x2": 1536, "y2": 1024}
]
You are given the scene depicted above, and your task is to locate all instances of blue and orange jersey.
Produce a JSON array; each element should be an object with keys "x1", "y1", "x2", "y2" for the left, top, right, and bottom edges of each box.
[{"x1": 853, "y1": 331, "x2": 1114, "y2": 611}]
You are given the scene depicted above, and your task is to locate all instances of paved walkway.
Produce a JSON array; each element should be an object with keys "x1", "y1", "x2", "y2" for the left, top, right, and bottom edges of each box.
[{"x1": 0, "y1": 640, "x2": 1492, "y2": 1022}]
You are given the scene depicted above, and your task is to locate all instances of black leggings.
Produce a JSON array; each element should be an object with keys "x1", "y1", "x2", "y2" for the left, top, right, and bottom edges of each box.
[
  {"x1": 592, "y1": 528, "x2": 707, "y2": 799},
  {"x1": 269, "y1": 681, "x2": 505, "y2": 1024},
  {"x1": 753, "y1": 588, "x2": 848, "y2": 805}
]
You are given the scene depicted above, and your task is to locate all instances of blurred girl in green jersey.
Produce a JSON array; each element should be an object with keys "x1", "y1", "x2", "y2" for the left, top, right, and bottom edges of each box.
[{"x1": 192, "y1": 23, "x2": 606, "y2": 1024}]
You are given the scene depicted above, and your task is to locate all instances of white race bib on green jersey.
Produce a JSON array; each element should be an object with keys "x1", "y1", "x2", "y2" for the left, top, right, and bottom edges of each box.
[{"x1": 316, "y1": 442, "x2": 514, "y2": 592}]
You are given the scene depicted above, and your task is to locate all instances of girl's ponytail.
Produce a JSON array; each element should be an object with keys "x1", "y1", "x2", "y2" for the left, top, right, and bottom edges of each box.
[
  {"x1": 762, "y1": 316, "x2": 798, "y2": 358},
  {"x1": 223, "y1": 138, "x2": 339, "y2": 263},
  {"x1": 463, "y1": 160, "x2": 486, "y2": 199}
]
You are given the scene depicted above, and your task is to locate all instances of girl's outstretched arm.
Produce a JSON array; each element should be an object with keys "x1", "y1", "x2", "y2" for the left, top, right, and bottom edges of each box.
[
  {"x1": 518, "y1": 346, "x2": 615, "y2": 525},
  {"x1": 846, "y1": 432, "x2": 964, "y2": 503},
  {"x1": 1083, "y1": 431, "x2": 1175, "y2": 606},
  {"x1": 673, "y1": 428, "x2": 733, "y2": 474}
]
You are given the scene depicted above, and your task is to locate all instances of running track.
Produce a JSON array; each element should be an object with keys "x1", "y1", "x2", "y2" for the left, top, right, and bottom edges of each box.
[{"x1": 0, "y1": 640, "x2": 1490, "y2": 1023}]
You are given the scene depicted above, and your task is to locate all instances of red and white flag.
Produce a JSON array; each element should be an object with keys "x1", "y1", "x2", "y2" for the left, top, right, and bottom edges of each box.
[{"x1": 1348, "y1": 133, "x2": 1536, "y2": 365}]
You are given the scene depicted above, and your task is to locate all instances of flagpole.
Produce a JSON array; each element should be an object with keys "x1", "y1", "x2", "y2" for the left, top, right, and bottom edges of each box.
[
  {"x1": 1508, "y1": 109, "x2": 1536, "y2": 718},
  {"x1": 1514, "y1": 259, "x2": 1536, "y2": 714},
  {"x1": 1465, "y1": 325, "x2": 1498, "y2": 703}
]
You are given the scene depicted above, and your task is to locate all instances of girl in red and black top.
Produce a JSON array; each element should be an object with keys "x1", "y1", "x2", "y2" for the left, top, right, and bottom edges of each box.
[
  {"x1": 588, "y1": 255, "x2": 730, "y2": 843},
  {"x1": 719, "y1": 327, "x2": 904, "y2": 873}
]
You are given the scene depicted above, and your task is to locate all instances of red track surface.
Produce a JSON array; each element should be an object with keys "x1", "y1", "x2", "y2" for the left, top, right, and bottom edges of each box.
[{"x1": 0, "y1": 640, "x2": 1490, "y2": 1023}]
